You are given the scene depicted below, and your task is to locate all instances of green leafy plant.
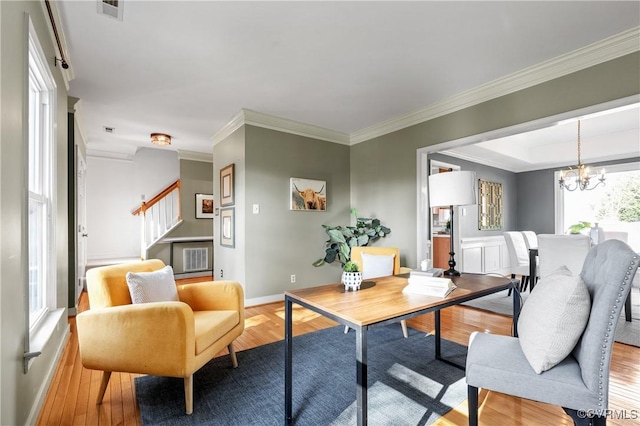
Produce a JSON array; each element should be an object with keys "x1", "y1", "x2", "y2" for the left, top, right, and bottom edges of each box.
[
  {"x1": 342, "y1": 261, "x2": 359, "y2": 272},
  {"x1": 312, "y1": 208, "x2": 391, "y2": 267},
  {"x1": 568, "y1": 221, "x2": 592, "y2": 234}
]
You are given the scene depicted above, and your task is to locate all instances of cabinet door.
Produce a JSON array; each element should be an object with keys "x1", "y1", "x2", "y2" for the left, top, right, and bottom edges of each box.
[
  {"x1": 463, "y1": 247, "x2": 483, "y2": 273},
  {"x1": 433, "y1": 237, "x2": 450, "y2": 269},
  {"x1": 484, "y1": 245, "x2": 501, "y2": 272}
]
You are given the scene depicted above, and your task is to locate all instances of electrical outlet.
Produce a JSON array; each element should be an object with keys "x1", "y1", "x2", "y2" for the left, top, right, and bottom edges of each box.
[
  {"x1": 290, "y1": 274, "x2": 296, "y2": 283},
  {"x1": 220, "y1": 269, "x2": 224, "y2": 278}
]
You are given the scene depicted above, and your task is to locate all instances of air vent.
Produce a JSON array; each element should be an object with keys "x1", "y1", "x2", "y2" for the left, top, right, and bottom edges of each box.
[
  {"x1": 103, "y1": 126, "x2": 115, "y2": 134},
  {"x1": 183, "y1": 248, "x2": 208, "y2": 272},
  {"x1": 97, "y1": 0, "x2": 124, "y2": 21}
]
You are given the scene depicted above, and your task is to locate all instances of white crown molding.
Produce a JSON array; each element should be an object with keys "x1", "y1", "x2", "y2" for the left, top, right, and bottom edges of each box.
[
  {"x1": 212, "y1": 109, "x2": 350, "y2": 146},
  {"x1": 178, "y1": 149, "x2": 213, "y2": 163},
  {"x1": 40, "y1": 0, "x2": 74, "y2": 90},
  {"x1": 213, "y1": 27, "x2": 638, "y2": 148},
  {"x1": 350, "y1": 27, "x2": 640, "y2": 145},
  {"x1": 85, "y1": 148, "x2": 135, "y2": 161}
]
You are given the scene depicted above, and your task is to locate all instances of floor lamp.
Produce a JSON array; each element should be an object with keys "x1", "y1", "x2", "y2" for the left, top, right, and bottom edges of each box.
[{"x1": 428, "y1": 170, "x2": 477, "y2": 276}]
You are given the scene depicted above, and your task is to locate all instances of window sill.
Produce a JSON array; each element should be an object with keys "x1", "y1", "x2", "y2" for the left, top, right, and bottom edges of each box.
[{"x1": 25, "y1": 308, "x2": 66, "y2": 372}]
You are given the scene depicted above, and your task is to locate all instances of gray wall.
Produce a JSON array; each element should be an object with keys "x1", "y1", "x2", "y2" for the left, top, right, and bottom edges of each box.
[
  {"x1": 517, "y1": 156, "x2": 640, "y2": 234},
  {"x1": 429, "y1": 153, "x2": 518, "y2": 237},
  {"x1": 350, "y1": 52, "x2": 640, "y2": 269},
  {"x1": 1, "y1": 2, "x2": 70, "y2": 424}
]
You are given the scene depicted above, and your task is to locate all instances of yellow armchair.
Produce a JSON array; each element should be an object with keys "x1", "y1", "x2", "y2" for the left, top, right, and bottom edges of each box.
[{"x1": 76, "y1": 259, "x2": 244, "y2": 415}]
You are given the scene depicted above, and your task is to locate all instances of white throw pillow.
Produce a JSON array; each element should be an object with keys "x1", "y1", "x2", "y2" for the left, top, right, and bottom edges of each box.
[
  {"x1": 126, "y1": 265, "x2": 179, "y2": 304},
  {"x1": 361, "y1": 253, "x2": 395, "y2": 279},
  {"x1": 518, "y1": 265, "x2": 591, "y2": 374}
]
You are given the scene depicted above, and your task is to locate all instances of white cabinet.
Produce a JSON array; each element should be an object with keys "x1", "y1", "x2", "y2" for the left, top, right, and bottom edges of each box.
[{"x1": 460, "y1": 236, "x2": 510, "y2": 275}]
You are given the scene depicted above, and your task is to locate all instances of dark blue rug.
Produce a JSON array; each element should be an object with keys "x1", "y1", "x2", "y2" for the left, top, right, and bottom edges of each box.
[{"x1": 135, "y1": 325, "x2": 468, "y2": 425}]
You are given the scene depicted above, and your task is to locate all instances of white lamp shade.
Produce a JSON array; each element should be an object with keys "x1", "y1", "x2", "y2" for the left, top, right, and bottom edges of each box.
[{"x1": 428, "y1": 170, "x2": 477, "y2": 207}]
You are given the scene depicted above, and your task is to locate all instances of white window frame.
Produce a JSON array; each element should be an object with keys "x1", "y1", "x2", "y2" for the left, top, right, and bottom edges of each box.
[
  {"x1": 554, "y1": 161, "x2": 640, "y2": 235},
  {"x1": 26, "y1": 17, "x2": 57, "y2": 354}
]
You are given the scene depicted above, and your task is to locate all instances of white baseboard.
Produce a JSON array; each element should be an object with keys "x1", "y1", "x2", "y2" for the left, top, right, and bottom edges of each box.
[{"x1": 245, "y1": 293, "x2": 284, "y2": 307}]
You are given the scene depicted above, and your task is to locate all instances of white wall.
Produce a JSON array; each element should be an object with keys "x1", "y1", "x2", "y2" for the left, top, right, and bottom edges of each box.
[{"x1": 86, "y1": 148, "x2": 179, "y2": 262}]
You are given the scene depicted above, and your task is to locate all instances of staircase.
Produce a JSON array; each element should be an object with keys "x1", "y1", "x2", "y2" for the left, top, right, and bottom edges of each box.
[{"x1": 132, "y1": 179, "x2": 182, "y2": 259}]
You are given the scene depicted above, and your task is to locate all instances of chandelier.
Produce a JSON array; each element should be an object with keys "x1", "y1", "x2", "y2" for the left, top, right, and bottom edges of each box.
[{"x1": 558, "y1": 120, "x2": 606, "y2": 191}]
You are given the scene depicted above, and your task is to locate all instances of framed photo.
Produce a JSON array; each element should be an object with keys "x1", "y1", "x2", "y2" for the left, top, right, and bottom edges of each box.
[
  {"x1": 220, "y1": 164, "x2": 235, "y2": 206},
  {"x1": 220, "y1": 207, "x2": 235, "y2": 248},
  {"x1": 195, "y1": 193, "x2": 214, "y2": 219},
  {"x1": 290, "y1": 178, "x2": 326, "y2": 211}
]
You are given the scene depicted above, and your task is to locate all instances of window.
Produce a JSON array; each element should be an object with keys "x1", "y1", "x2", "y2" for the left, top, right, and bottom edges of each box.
[
  {"x1": 28, "y1": 20, "x2": 56, "y2": 331},
  {"x1": 555, "y1": 162, "x2": 640, "y2": 252}
]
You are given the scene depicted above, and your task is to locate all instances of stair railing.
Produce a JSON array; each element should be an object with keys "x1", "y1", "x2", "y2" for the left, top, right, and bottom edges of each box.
[{"x1": 132, "y1": 179, "x2": 182, "y2": 259}]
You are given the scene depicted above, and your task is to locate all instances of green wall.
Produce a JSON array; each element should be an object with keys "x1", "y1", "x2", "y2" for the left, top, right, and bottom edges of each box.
[
  {"x1": 213, "y1": 53, "x2": 639, "y2": 300},
  {"x1": 1, "y1": 2, "x2": 70, "y2": 424},
  {"x1": 148, "y1": 158, "x2": 215, "y2": 272},
  {"x1": 350, "y1": 53, "x2": 640, "y2": 268},
  {"x1": 244, "y1": 126, "x2": 351, "y2": 299}
]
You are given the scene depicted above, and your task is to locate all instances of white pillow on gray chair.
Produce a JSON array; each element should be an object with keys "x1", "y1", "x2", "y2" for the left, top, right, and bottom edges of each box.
[{"x1": 518, "y1": 265, "x2": 591, "y2": 374}]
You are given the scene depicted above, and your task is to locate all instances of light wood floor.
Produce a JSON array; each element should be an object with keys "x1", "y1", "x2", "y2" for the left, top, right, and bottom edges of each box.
[{"x1": 37, "y1": 280, "x2": 640, "y2": 426}]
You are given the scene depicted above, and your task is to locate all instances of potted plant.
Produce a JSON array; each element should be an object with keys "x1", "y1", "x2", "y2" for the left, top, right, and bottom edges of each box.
[
  {"x1": 568, "y1": 221, "x2": 592, "y2": 235},
  {"x1": 341, "y1": 261, "x2": 363, "y2": 291},
  {"x1": 312, "y1": 208, "x2": 391, "y2": 267}
]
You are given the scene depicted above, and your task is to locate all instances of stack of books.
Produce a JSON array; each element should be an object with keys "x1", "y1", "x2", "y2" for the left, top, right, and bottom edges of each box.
[{"x1": 403, "y1": 270, "x2": 456, "y2": 297}]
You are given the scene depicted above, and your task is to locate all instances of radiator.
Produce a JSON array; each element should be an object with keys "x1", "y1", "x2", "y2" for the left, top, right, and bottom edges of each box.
[{"x1": 183, "y1": 247, "x2": 208, "y2": 272}]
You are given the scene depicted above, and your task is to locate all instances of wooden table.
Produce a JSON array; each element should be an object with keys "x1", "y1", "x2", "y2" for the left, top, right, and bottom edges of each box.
[{"x1": 284, "y1": 273, "x2": 518, "y2": 426}]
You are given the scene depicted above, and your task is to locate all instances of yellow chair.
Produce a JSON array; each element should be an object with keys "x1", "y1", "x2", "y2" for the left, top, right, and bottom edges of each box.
[
  {"x1": 349, "y1": 246, "x2": 409, "y2": 338},
  {"x1": 76, "y1": 259, "x2": 244, "y2": 415}
]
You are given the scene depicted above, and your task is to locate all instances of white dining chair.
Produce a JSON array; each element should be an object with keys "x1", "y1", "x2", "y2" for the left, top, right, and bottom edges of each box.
[
  {"x1": 504, "y1": 232, "x2": 534, "y2": 292},
  {"x1": 537, "y1": 234, "x2": 591, "y2": 279},
  {"x1": 521, "y1": 231, "x2": 538, "y2": 250}
]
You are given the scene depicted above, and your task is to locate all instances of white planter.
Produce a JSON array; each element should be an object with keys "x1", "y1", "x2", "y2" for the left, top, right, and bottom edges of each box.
[{"x1": 342, "y1": 271, "x2": 363, "y2": 291}]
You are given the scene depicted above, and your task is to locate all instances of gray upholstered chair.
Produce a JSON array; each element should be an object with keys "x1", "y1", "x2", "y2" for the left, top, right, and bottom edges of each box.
[{"x1": 466, "y1": 239, "x2": 638, "y2": 425}]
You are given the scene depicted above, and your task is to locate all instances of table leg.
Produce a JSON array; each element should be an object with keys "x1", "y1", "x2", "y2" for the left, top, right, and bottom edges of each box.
[
  {"x1": 512, "y1": 281, "x2": 520, "y2": 337},
  {"x1": 529, "y1": 248, "x2": 537, "y2": 290},
  {"x1": 434, "y1": 310, "x2": 441, "y2": 360},
  {"x1": 356, "y1": 326, "x2": 368, "y2": 426},
  {"x1": 285, "y1": 297, "x2": 293, "y2": 425}
]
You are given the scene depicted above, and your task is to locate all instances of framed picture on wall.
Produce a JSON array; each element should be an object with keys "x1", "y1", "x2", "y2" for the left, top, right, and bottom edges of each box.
[
  {"x1": 220, "y1": 207, "x2": 235, "y2": 248},
  {"x1": 195, "y1": 193, "x2": 214, "y2": 219},
  {"x1": 290, "y1": 177, "x2": 326, "y2": 211},
  {"x1": 220, "y1": 164, "x2": 235, "y2": 206}
]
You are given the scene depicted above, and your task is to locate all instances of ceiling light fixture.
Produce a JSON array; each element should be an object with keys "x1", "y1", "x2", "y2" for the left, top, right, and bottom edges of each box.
[
  {"x1": 150, "y1": 133, "x2": 171, "y2": 146},
  {"x1": 558, "y1": 120, "x2": 605, "y2": 191}
]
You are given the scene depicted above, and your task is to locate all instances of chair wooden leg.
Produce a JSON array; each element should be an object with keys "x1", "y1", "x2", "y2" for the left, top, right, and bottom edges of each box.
[
  {"x1": 184, "y1": 375, "x2": 193, "y2": 415},
  {"x1": 625, "y1": 292, "x2": 632, "y2": 322},
  {"x1": 228, "y1": 343, "x2": 238, "y2": 368},
  {"x1": 96, "y1": 371, "x2": 111, "y2": 404},
  {"x1": 467, "y1": 385, "x2": 478, "y2": 426},
  {"x1": 401, "y1": 320, "x2": 408, "y2": 338}
]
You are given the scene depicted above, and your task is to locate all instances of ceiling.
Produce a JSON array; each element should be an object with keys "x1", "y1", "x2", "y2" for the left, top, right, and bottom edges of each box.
[{"x1": 56, "y1": 1, "x2": 640, "y2": 169}]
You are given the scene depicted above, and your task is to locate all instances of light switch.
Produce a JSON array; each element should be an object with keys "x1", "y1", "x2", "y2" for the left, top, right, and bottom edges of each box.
[{"x1": 253, "y1": 204, "x2": 260, "y2": 214}]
